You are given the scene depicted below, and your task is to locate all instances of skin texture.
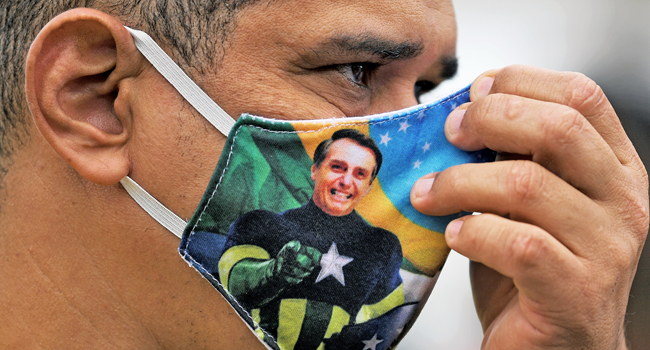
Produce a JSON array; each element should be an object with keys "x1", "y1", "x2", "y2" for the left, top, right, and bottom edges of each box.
[
  {"x1": 0, "y1": 1, "x2": 457, "y2": 348},
  {"x1": 311, "y1": 139, "x2": 376, "y2": 216},
  {"x1": 0, "y1": 1, "x2": 647, "y2": 350},
  {"x1": 411, "y1": 68, "x2": 649, "y2": 349}
]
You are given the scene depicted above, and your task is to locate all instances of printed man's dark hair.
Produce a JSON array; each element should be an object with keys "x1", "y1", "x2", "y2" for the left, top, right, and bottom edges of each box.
[
  {"x1": 313, "y1": 129, "x2": 383, "y2": 181},
  {"x1": 0, "y1": 0, "x2": 267, "y2": 181}
]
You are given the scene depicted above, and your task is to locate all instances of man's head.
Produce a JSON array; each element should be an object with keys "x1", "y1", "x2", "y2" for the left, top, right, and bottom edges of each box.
[
  {"x1": 311, "y1": 129, "x2": 382, "y2": 216},
  {"x1": 0, "y1": 0, "x2": 268, "y2": 182},
  {"x1": 1, "y1": 0, "x2": 457, "y2": 347}
]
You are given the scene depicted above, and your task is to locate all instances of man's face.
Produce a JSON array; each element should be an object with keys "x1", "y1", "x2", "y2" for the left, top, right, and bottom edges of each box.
[
  {"x1": 197, "y1": 0, "x2": 458, "y2": 120},
  {"x1": 311, "y1": 139, "x2": 377, "y2": 216},
  {"x1": 9, "y1": 0, "x2": 459, "y2": 346},
  {"x1": 143, "y1": 0, "x2": 457, "y2": 221}
]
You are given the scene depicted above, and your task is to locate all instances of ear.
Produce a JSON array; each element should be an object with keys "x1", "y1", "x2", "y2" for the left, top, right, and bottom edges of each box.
[
  {"x1": 25, "y1": 8, "x2": 145, "y2": 186},
  {"x1": 311, "y1": 164, "x2": 318, "y2": 181}
]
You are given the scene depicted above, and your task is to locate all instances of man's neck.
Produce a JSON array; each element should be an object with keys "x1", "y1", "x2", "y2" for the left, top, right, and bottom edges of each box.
[
  {"x1": 0, "y1": 140, "x2": 159, "y2": 348},
  {"x1": 0, "y1": 136, "x2": 267, "y2": 349}
]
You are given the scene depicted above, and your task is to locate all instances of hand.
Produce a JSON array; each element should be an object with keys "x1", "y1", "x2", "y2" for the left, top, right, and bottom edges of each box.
[
  {"x1": 273, "y1": 240, "x2": 322, "y2": 285},
  {"x1": 411, "y1": 65, "x2": 649, "y2": 349}
]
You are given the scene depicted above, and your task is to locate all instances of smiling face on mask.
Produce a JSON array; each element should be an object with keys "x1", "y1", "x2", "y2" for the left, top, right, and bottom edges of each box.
[{"x1": 310, "y1": 138, "x2": 377, "y2": 216}]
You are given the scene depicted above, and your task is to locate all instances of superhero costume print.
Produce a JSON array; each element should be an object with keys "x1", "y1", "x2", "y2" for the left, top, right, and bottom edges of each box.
[{"x1": 218, "y1": 200, "x2": 404, "y2": 350}]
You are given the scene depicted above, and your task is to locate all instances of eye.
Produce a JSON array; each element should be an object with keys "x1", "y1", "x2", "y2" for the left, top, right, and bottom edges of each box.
[
  {"x1": 414, "y1": 80, "x2": 436, "y2": 103},
  {"x1": 338, "y1": 63, "x2": 375, "y2": 86}
]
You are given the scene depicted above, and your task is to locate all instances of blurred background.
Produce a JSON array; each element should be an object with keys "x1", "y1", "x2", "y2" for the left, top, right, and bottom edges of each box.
[{"x1": 400, "y1": 0, "x2": 650, "y2": 349}]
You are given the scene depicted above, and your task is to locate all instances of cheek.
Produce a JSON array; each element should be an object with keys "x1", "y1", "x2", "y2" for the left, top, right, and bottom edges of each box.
[{"x1": 203, "y1": 63, "x2": 351, "y2": 121}]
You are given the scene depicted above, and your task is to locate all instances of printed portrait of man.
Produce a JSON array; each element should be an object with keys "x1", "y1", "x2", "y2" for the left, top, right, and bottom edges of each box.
[{"x1": 217, "y1": 129, "x2": 406, "y2": 350}]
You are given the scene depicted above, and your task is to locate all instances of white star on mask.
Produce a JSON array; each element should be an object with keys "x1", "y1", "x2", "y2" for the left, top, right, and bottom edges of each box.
[
  {"x1": 362, "y1": 334, "x2": 384, "y2": 350},
  {"x1": 398, "y1": 120, "x2": 410, "y2": 133},
  {"x1": 379, "y1": 132, "x2": 392, "y2": 146},
  {"x1": 315, "y1": 242, "x2": 353, "y2": 286}
]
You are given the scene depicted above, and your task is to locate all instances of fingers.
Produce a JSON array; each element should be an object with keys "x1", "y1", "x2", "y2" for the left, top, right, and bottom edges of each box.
[
  {"x1": 468, "y1": 65, "x2": 638, "y2": 167},
  {"x1": 446, "y1": 83, "x2": 623, "y2": 199},
  {"x1": 277, "y1": 241, "x2": 321, "y2": 283},
  {"x1": 411, "y1": 162, "x2": 608, "y2": 256},
  {"x1": 412, "y1": 65, "x2": 649, "y2": 349},
  {"x1": 445, "y1": 213, "x2": 584, "y2": 309}
]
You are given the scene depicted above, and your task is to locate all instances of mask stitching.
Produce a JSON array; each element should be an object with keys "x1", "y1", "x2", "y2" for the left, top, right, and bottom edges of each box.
[
  {"x1": 241, "y1": 91, "x2": 467, "y2": 134},
  {"x1": 180, "y1": 249, "x2": 279, "y2": 346},
  {"x1": 181, "y1": 124, "x2": 280, "y2": 345}
]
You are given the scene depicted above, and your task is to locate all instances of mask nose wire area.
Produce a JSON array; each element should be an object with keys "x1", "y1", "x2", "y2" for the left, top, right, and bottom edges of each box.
[{"x1": 119, "y1": 27, "x2": 236, "y2": 239}]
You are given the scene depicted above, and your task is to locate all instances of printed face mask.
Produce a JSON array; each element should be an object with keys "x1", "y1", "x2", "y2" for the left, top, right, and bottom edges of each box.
[{"x1": 122, "y1": 27, "x2": 496, "y2": 350}]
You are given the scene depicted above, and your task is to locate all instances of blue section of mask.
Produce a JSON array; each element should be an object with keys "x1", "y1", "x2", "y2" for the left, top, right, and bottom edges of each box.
[{"x1": 369, "y1": 85, "x2": 495, "y2": 233}]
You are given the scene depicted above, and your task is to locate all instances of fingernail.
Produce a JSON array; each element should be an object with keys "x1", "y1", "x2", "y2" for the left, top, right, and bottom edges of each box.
[
  {"x1": 448, "y1": 108, "x2": 466, "y2": 135},
  {"x1": 414, "y1": 177, "x2": 435, "y2": 198},
  {"x1": 476, "y1": 76, "x2": 494, "y2": 98},
  {"x1": 446, "y1": 220, "x2": 464, "y2": 239}
]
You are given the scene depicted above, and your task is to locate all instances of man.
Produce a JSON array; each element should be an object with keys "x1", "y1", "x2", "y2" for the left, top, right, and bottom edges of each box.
[
  {"x1": 219, "y1": 129, "x2": 404, "y2": 349},
  {"x1": 0, "y1": 1, "x2": 647, "y2": 349}
]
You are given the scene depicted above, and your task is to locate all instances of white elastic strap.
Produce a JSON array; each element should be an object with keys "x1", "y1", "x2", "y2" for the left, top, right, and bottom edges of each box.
[
  {"x1": 125, "y1": 27, "x2": 235, "y2": 137},
  {"x1": 120, "y1": 176, "x2": 186, "y2": 239}
]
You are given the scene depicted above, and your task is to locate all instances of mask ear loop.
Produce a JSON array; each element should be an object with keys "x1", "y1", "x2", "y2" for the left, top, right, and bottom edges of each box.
[
  {"x1": 125, "y1": 27, "x2": 234, "y2": 135},
  {"x1": 121, "y1": 176, "x2": 186, "y2": 239},
  {"x1": 119, "y1": 27, "x2": 235, "y2": 239}
]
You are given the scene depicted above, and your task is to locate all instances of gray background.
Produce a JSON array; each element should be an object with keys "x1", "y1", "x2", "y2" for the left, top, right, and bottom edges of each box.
[{"x1": 401, "y1": 0, "x2": 650, "y2": 349}]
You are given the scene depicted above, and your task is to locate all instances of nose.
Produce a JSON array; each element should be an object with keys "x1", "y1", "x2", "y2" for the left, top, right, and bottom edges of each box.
[{"x1": 338, "y1": 172, "x2": 354, "y2": 188}]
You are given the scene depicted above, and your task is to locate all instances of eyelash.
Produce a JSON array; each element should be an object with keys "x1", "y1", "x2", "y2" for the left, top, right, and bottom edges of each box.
[
  {"x1": 333, "y1": 64, "x2": 438, "y2": 103},
  {"x1": 337, "y1": 63, "x2": 378, "y2": 88}
]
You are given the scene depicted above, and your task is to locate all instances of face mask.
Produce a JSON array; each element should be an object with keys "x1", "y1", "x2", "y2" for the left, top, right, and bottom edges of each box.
[{"x1": 122, "y1": 27, "x2": 495, "y2": 350}]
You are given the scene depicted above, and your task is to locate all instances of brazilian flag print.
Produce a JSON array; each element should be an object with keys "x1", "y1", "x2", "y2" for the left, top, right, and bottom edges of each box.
[{"x1": 179, "y1": 85, "x2": 496, "y2": 350}]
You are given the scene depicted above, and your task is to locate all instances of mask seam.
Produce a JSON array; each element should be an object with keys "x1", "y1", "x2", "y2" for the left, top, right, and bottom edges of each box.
[
  {"x1": 183, "y1": 126, "x2": 281, "y2": 345},
  {"x1": 242, "y1": 87, "x2": 467, "y2": 126},
  {"x1": 180, "y1": 251, "x2": 278, "y2": 346}
]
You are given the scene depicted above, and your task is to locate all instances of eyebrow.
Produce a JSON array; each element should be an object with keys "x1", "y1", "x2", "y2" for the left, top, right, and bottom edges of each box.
[{"x1": 308, "y1": 34, "x2": 425, "y2": 62}]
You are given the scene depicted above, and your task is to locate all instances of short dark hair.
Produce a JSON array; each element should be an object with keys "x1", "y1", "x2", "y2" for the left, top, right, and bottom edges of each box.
[
  {"x1": 313, "y1": 129, "x2": 383, "y2": 181},
  {"x1": 0, "y1": 0, "x2": 268, "y2": 181}
]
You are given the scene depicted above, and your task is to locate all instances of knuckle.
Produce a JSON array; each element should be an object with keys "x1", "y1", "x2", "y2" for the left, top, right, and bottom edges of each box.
[
  {"x1": 503, "y1": 95, "x2": 525, "y2": 121},
  {"x1": 504, "y1": 161, "x2": 547, "y2": 204},
  {"x1": 499, "y1": 64, "x2": 538, "y2": 93},
  {"x1": 617, "y1": 187, "x2": 650, "y2": 244},
  {"x1": 469, "y1": 95, "x2": 496, "y2": 126},
  {"x1": 565, "y1": 73, "x2": 607, "y2": 112},
  {"x1": 510, "y1": 226, "x2": 547, "y2": 269},
  {"x1": 542, "y1": 107, "x2": 586, "y2": 147},
  {"x1": 470, "y1": 93, "x2": 518, "y2": 128}
]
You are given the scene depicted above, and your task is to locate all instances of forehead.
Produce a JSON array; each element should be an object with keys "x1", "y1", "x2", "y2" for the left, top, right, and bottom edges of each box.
[
  {"x1": 259, "y1": 0, "x2": 455, "y2": 35},
  {"x1": 234, "y1": 0, "x2": 456, "y2": 64},
  {"x1": 325, "y1": 139, "x2": 376, "y2": 168}
]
